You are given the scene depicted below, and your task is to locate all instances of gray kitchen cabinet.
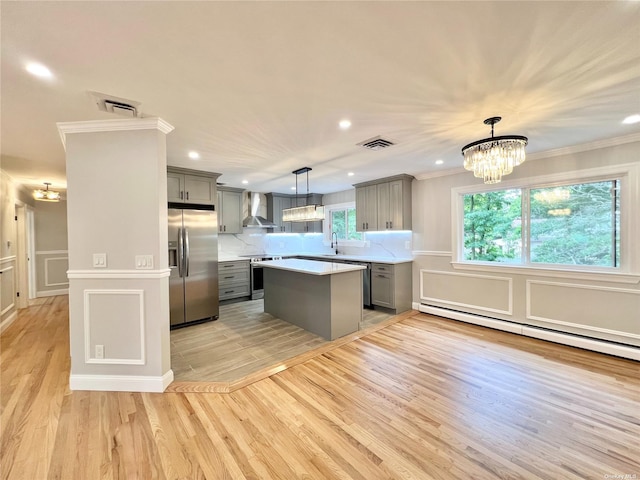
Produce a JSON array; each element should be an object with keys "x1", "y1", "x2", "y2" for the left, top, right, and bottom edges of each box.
[
  {"x1": 219, "y1": 260, "x2": 250, "y2": 302},
  {"x1": 266, "y1": 193, "x2": 292, "y2": 232},
  {"x1": 355, "y1": 184, "x2": 378, "y2": 231},
  {"x1": 217, "y1": 186, "x2": 244, "y2": 234},
  {"x1": 167, "y1": 167, "x2": 218, "y2": 205},
  {"x1": 354, "y1": 174, "x2": 413, "y2": 232},
  {"x1": 267, "y1": 193, "x2": 323, "y2": 233},
  {"x1": 218, "y1": 260, "x2": 251, "y2": 303},
  {"x1": 371, "y1": 262, "x2": 412, "y2": 313}
]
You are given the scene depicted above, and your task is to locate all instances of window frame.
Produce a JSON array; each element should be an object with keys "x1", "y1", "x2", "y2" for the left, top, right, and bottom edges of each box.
[
  {"x1": 451, "y1": 163, "x2": 639, "y2": 278},
  {"x1": 323, "y1": 202, "x2": 365, "y2": 247}
]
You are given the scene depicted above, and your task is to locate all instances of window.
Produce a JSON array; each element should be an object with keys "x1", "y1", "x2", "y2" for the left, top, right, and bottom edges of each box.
[
  {"x1": 459, "y1": 176, "x2": 624, "y2": 270},
  {"x1": 324, "y1": 203, "x2": 363, "y2": 243}
]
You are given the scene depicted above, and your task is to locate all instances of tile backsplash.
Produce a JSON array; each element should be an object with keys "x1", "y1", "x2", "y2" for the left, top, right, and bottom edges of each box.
[{"x1": 219, "y1": 229, "x2": 412, "y2": 259}]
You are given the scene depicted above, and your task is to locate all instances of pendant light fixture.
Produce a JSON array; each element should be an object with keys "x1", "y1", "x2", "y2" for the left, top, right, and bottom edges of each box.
[
  {"x1": 461, "y1": 117, "x2": 528, "y2": 184},
  {"x1": 33, "y1": 182, "x2": 61, "y2": 202},
  {"x1": 282, "y1": 167, "x2": 325, "y2": 222}
]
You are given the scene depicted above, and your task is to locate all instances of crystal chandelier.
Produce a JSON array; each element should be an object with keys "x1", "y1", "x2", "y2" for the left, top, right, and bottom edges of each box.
[
  {"x1": 33, "y1": 182, "x2": 61, "y2": 202},
  {"x1": 282, "y1": 167, "x2": 325, "y2": 222},
  {"x1": 462, "y1": 117, "x2": 528, "y2": 184}
]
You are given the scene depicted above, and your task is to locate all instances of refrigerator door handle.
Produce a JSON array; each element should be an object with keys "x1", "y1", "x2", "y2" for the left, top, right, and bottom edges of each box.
[
  {"x1": 184, "y1": 227, "x2": 190, "y2": 277},
  {"x1": 177, "y1": 227, "x2": 184, "y2": 277}
]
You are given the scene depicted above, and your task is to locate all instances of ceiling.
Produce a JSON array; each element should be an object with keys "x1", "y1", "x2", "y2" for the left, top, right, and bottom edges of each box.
[{"x1": 2, "y1": 1, "x2": 639, "y2": 195}]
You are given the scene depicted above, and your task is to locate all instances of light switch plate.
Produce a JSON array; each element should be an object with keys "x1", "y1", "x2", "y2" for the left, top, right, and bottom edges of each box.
[
  {"x1": 93, "y1": 253, "x2": 107, "y2": 268},
  {"x1": 135, "y1": 255, "x2": 154, "y2": 269}
]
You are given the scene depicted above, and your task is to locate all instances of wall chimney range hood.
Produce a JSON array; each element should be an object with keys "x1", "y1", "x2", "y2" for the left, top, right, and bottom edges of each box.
[{"x1": 242, "y1": 192, "x2": 276, "y2": 228}]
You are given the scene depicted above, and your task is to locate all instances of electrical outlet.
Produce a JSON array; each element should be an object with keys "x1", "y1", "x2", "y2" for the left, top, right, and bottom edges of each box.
[
  {"x1": 93, "y1": 253, "x2": 107, "y2": 268},
  {"x1": 405, "y1": 241, "x2": 411, "y2": 250},
  {"x1": 95, "y1": 344, "x2": 104, "y2": 359},
  {"x1": 135, "y1": 255, "x2": 154, "y2": 269}
]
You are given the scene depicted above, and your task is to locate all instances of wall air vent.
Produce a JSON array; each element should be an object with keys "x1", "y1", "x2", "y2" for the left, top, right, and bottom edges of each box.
[
  {"x1": 357, "y1": 136, "x2": 396, "y2": 150},
  {"x1": 88, "y1": 91, "x2": 141, "y2": 118}
]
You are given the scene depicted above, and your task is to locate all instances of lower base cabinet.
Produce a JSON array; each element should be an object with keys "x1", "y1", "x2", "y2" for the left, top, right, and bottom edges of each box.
[
  {"x1": 371, "y1": 262, "x2": 412, "y2": 314},
  {"x1": 219, "y1": 260, "x2": 250, "y2": 302}
]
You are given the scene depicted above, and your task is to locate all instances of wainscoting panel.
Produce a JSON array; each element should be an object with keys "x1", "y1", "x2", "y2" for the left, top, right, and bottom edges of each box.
[
  {"x1": 44, "y1": 257, "x2": 69, "y2": 287},
  {"x1": 36, "y1": 251, "x2": 69, "y2": 296},
  {"x1": 83, "y1": 289, "x2": 145, "y2": 365},
  {"x1": 0, "y1": 262, "x2": 15, "y2": 316},
  {"x1": 527, "y1": 280, "x2": 640, "y2": 342},
  {"x1": 420, "y1": 269, "x2": 513, "y2": 315}
]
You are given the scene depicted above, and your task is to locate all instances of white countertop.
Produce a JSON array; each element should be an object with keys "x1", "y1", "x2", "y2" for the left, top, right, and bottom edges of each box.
[
  {"x1": 219, "y1": 255, "x2": 249, "y2": 262},
  {"x1": 292, "y1": 253, "x2": 413, "y2": 265},
  {"x1": 260, "y1": 258, "x2": 366, "y2": 276}
]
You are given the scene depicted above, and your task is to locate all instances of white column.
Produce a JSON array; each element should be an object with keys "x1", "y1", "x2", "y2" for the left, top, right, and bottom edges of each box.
[{"x1": 58, "y1": 118, "x2": 175, "y2": 392}]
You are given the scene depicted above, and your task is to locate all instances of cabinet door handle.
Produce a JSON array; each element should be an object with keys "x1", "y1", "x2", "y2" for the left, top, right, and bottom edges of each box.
[
  {"x1": 186, "y1": 192, "x2": 189, "y2": 200},
  {"x1": 180, "y1": 191, "x2": 184, "y2": 200},
  {"x1": 389, "y1": 221, "x2": 392, "y2": 229}
]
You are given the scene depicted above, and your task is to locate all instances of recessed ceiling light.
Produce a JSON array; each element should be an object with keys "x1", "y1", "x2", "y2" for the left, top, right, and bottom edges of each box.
[
  {"x1": 339, "y1": 119, "x2": 351, "y2": 130},
  {"x1": 435, "y1": 159, "x2": 444, "y2": 165},
  {"x1": 26, "y1": 62, "x2": 52, "y2": 78},
  {"x1": 622, "y1": 114, "x2": 640, "y2": 125},
  {"x1": 188, "y1": 151, "x2": 200, "y2": 159},
  {"x1": 347, "y1": 172, "x2": 355, "y2": 176},
  {"x1": 241, "y1": 180, "x2": 249, "y2": 185}
]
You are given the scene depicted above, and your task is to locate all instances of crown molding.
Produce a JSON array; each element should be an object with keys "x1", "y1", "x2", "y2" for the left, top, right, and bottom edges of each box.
[{"x1": 56, "y1": 117, "x2": 174, "y2": 150}]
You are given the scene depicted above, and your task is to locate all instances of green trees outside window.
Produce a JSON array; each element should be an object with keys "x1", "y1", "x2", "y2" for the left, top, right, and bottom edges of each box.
[
  {"x1": 463, "y1": 180, "x2": 620, "y2": 267},
  {"x1": 330, "y1": 208, "x2": 362, "y2": 241}
]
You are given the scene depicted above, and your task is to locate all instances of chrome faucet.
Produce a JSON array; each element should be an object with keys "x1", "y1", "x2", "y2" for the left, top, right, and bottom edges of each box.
[{"x1": 331, "y1": 232, "x2": 338, "y2": 254}]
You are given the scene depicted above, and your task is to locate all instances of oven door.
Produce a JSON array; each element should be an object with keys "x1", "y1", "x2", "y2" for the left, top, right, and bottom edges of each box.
[{"x1": 251, "y1": 263, "x2": 264, "y2": 300}]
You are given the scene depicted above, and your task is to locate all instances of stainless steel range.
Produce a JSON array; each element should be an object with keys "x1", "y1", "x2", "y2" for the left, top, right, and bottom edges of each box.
[{"x1": 240, "y1": 254, "x2": 283, "y2": 299}]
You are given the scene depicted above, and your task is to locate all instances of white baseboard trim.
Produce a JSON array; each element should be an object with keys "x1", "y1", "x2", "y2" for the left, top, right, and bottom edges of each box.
[
  {"x1": 417, "y1": 303, "x2": 640, "y2": 361},
  {"x1": 37, "y1": 288, "x2": 69, "y2": 298},
  {"x1": 0, "y1": 311, "x2": 18, "y2": 334},
  {"x1": 69, "y1": 369, "x2": 174, "y2": 393}
]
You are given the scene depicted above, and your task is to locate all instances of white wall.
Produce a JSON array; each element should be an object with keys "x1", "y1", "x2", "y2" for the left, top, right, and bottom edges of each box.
[{"x1": 411, "y1": 139, "x2": 640, "y2": 353}]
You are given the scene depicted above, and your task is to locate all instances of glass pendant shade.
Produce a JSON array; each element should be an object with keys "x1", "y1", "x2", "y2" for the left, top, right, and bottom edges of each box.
[
  {"x1": 462, "y1": 117, "x2": 528, "y2": 184},
  {"x1": 282, "y1": 204, "x2": 325, "y2": 222},
  {"x1": 33, "y1": 182, "x2": 61, "y2": 202},
  {"x1": 281, "y1": 167, "x2": 325, "y2": 222}
]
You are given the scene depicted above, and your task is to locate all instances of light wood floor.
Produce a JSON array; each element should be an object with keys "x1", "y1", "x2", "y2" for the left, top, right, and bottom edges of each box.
[
  {"x1": 171, "y1": 299, "x2": 393, "y2": 383},
  {"x1": 2, "y1": 295, "x2": 639, "y2": 479}
]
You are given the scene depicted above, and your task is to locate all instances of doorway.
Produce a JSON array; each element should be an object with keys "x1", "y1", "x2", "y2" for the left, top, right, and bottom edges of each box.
[{"x1": 15, "y1": 204, "x2": 35, "y2": 309}]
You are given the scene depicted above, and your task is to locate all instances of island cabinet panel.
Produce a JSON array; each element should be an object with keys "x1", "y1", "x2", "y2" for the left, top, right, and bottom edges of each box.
[
  {"x1": 219, "y1": 260, "x2": 250, "y2": 302},
  {"x1": 263, "y1": 266, "x2": 362, "y2": 340},
  {"x1": 371, "y1": 262, "x2": 412, "y2": 313},
  {"x1": 217, "y1": 187, "x2": 244, "y2": 234},
  {"x1": 355, "y1": 174, "x2": 413, "y2": 232},
  {"x1": 167, "y1": 167, "x2": 220, "y2": 205}
]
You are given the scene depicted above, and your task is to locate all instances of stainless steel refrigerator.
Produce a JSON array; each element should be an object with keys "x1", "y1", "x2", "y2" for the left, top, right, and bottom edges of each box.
[{"x1": 168, "y1": 205, "x2": 219, "y2": 328}]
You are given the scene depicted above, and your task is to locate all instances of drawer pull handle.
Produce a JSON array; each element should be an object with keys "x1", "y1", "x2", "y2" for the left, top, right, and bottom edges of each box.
[
  {"x1": 224, "y1": 276, "x2": 234, "y2": 279},
  {"x1": 225, "y1": 290, "x2": 235, "y2": 294}
]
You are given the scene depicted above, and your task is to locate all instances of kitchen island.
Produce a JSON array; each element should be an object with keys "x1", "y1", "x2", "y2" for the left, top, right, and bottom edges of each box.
[{"x1": 260, "y1": 259, "x2": 366, "y2": 340}]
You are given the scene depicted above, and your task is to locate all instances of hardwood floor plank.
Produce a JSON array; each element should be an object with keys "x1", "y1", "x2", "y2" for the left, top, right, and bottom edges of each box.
[{"x1": 2, "y1": 297, "x2": 639, "y2": 479}]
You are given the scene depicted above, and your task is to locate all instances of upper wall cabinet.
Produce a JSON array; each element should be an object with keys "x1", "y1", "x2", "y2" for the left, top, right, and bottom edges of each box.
[
  {"x1": 354, "y1": 174, "x2": 414, "y2": 232},
  {"x1": 266, "y1": 193, "x2": 323, "y2": 233},
  {"x1": 167, "y1": 167, "x2": 220, "y2": 205},
  {"x1": 217, "y1": 186, "x2": 244, "y2": 234}
]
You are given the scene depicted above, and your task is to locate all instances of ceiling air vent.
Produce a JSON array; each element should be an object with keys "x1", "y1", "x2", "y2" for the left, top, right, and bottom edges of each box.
[
  {"x1": 357, "y1": 136, "x2": 395, "y2": 150},
  {"x1": 88, "y1": 91, "x2": 141, "y2": 118}
]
